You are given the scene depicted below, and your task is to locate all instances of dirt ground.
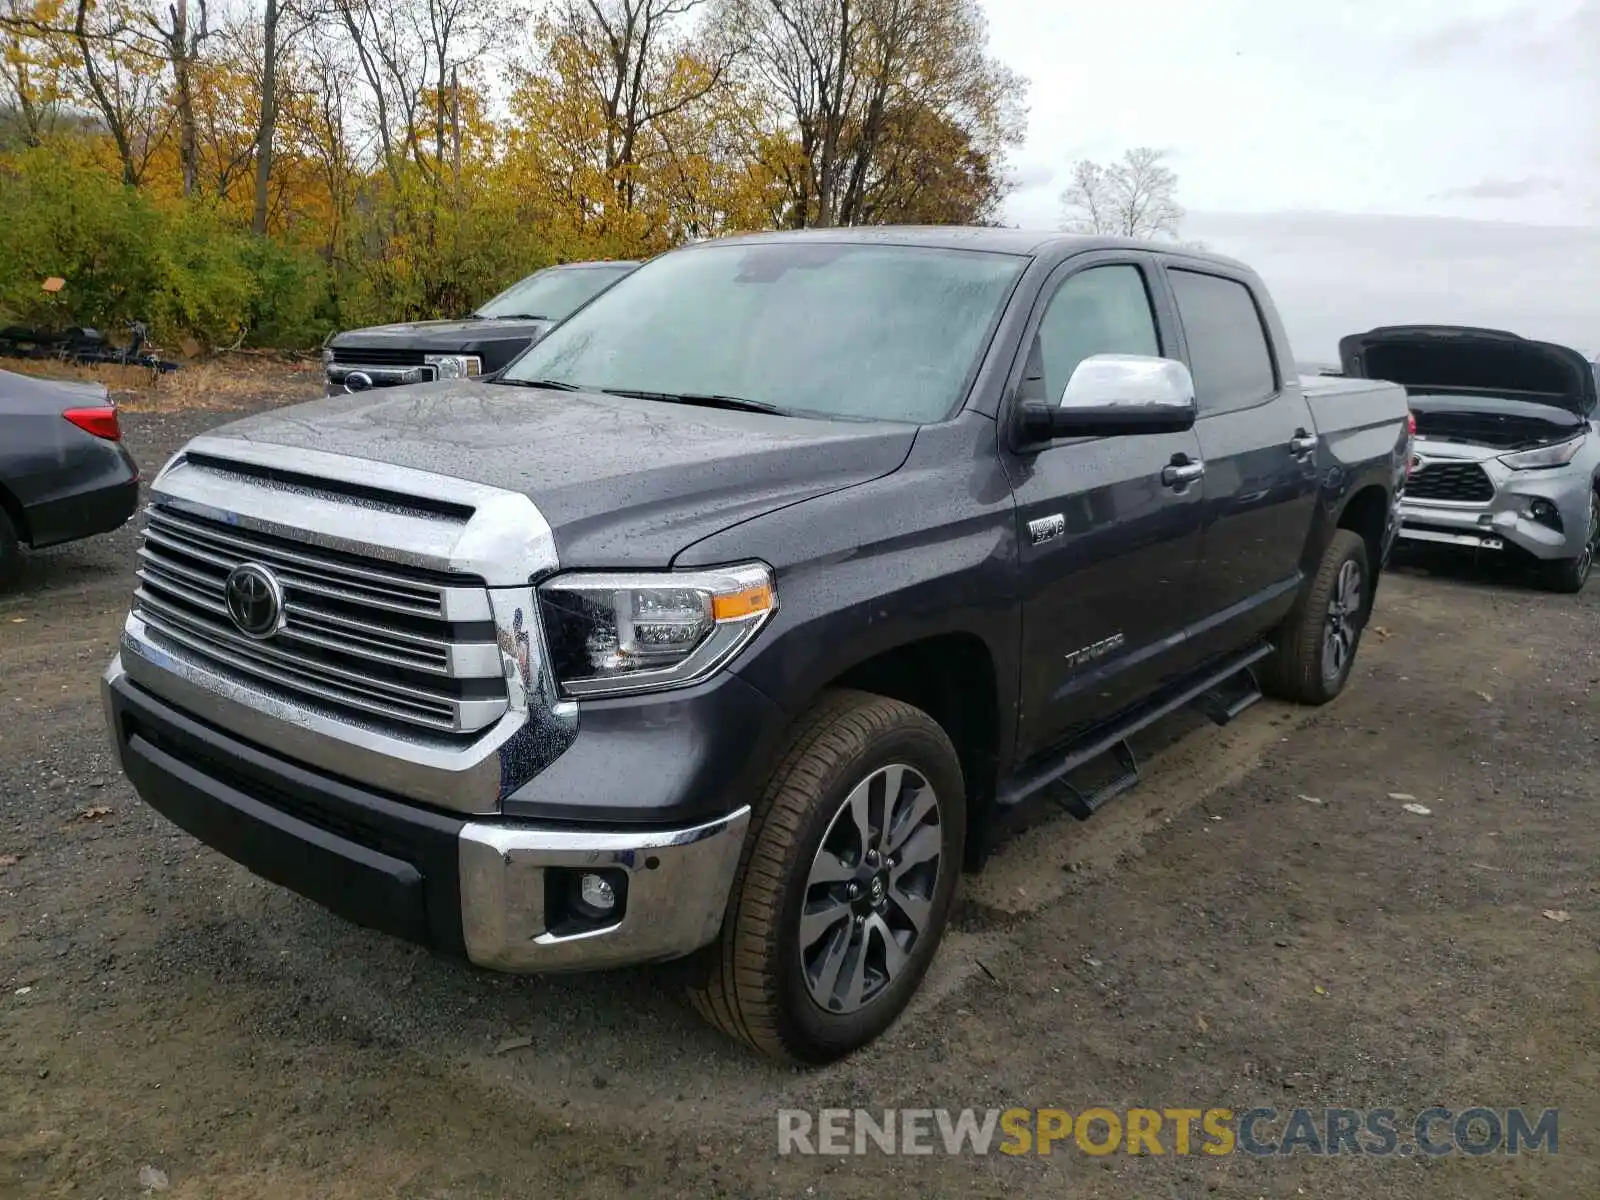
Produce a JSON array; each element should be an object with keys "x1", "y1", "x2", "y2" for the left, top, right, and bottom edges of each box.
[{"x1": 2, "y1": 376, "x2": 1598, "y2": 1199}]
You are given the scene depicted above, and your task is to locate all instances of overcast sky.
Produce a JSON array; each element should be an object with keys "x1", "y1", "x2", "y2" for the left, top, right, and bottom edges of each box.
[{"x1": 985, "y1": 0, "x2": 1600, "y2": 360}]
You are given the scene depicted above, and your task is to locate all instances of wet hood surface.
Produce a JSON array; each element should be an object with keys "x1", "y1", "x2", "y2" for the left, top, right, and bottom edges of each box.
[
  {"x1": 327, "y1": 317, "x2": 554, "y2": 353},
  {"x1": 206, "y1": 380, "x2": 916, "y2": 566}
]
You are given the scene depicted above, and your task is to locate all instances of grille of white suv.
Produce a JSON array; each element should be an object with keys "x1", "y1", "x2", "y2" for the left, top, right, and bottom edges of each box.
[
  {"x1": 1406, "y1": 460, "x2": 1495, "y2": 503},
  {"x1": 132, "y1": 504, "x2": 509, "y2": 736}
]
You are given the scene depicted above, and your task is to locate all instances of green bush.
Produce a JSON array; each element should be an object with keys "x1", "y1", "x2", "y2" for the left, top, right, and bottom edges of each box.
[
  {"x1": 0, "y1": 141, "x2": 331, "y2": 350},
  {"x1": 0, "y1": 136, "x2": 586, "y2": 351}
]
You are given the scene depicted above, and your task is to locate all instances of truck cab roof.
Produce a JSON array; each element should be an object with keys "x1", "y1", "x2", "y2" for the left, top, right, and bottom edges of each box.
[{"x1": 700, "y1": 225, "x2": 1255, "y2": 272}]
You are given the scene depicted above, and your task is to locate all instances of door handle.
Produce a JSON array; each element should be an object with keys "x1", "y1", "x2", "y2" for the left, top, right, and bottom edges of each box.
[
  {"x1": 1289, "y1": 430, "x2": 1318, "y2": 458},
  {"x1": 1161, "y1": 457, "x2": 1205, "y2": 487}
]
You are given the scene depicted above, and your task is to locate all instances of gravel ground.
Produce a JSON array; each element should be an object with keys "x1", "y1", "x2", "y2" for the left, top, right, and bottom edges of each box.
[{"x1": 2, "y1": 396, "x2": 1598, "y2": 1199}]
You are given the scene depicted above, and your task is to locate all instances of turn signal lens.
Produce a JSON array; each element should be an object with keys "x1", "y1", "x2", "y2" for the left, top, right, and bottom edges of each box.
[{"x1": 711, "y1": 581, "x2": 776, "y2": 621}]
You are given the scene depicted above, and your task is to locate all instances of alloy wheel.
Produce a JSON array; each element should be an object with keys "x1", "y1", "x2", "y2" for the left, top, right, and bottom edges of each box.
[
  {"x1": 798, "y1": 763, "x2": 943, "y2": 1014},
  {"x1": 1578, "y1": 493, "x2": 1600, "y2": 581},
  {"x1": 1321, "y1": 558, "x2": 1363, "y2": 683}
]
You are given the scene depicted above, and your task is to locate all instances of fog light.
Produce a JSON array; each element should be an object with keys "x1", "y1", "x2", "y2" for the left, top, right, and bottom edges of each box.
[
  {"x1": 579, "y1": 872, "x2": 616, "y2": 912},
  {"x1": 1527, "y1": 499, "x2": 1562, "y2": 531}
]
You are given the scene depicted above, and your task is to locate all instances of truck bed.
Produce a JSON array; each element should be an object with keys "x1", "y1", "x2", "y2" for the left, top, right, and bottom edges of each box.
[{"x1": 1297, "y1": 373, "x2": 1410, "y2": 483}]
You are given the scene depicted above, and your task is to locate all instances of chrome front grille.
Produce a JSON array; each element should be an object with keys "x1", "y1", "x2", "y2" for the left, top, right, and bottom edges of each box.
[
  {"x1": 330, "y1": 346, "x2": 428, "y2": 366},
  {"x1": 132, "y1": 505, "x2": 509, "y2": 736}
]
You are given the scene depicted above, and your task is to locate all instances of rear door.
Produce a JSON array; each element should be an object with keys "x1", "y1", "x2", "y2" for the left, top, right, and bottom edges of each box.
[
  {"x1": 1003, "y1": 254, "x2": 1205, "y2": 756},
  {"x1": 1160, "y1": 264, "x2": 1319, "y2": 660}
]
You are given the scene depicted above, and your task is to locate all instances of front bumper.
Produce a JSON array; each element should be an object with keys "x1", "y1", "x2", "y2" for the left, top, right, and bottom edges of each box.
[
  {"x1": 103, "y1": 657, "x2": 750, "y2": 971},
  {"x1": 1398, "y1": 447, "x2": 1592, "y2": 562}
]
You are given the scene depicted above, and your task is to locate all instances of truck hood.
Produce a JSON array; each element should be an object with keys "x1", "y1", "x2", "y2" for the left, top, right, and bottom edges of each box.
[
  {"x1": 203, "y1": 380, "x2": 916, "y2": 567},
  {"x1": 327, "y1": 316, "x2": 554, "y2": 353},
  {"x1": 1338, "y1": 325, "x2": 1597, "y2": 416}
]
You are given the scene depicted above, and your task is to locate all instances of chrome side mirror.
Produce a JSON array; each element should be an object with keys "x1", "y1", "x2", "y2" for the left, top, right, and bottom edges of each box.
[{"x1": 1057, "y1": 354, "x2": 1197, "y2": 429}]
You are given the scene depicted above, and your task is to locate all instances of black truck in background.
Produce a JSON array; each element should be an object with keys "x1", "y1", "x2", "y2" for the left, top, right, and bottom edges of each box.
[
  {"x1": 322, "y1": 259, "x2": 638, "y2": 394},
  {"x1": 103, "y1": 229, "x2": 1410, "y2": 1064}
]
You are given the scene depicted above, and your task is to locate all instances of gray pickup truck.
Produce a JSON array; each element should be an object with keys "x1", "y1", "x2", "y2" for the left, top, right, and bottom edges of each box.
[{"x1": 103, "y1": 229, "x2": 1411, "y2": 1063}]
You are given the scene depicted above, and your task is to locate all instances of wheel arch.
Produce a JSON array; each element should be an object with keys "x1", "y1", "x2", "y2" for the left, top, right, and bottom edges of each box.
[
  {"x1": 813, "y1": 632, "x2": 1004, "y2": 873},
  {"x1": 1333, "y1": 483, "x2": 1389, "y2": 603}
]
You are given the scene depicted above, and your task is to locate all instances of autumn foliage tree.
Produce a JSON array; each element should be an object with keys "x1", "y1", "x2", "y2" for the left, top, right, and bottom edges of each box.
[{"x1": 0, "y1": 0, "x2": 1029, "y2": 348}]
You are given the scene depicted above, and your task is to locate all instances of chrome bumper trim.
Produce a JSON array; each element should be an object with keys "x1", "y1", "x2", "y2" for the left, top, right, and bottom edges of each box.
[
  {"x1": 326, "y1": 362, "x2": 436, "y2": 386},
  {"x1": 458, "y1": 806, "x2": 750, "y2": 971},
  {"x1": 112, "y1": 643, "x2": 529, "y2": 813},
  {"x1": 1397, "y1": 526, "x2": 1504, "y2": 550}
]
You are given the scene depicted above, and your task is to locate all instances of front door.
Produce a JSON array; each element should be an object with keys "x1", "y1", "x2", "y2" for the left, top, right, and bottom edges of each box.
[{"x1": 1004, "y1": 258, "x2": 1205, "y2": 756}]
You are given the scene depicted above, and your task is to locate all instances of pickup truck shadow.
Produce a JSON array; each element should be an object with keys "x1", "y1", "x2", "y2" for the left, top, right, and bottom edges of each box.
[
  {"x1": 131, "y1": 696, "x2": 1223, "y2": 1086},
  {"x1": 148, "y1": 891, "x2": 783, "y2": 1080},
  {"x1": 980, "y1": 703, "x2": 1216, "y2": 855}
]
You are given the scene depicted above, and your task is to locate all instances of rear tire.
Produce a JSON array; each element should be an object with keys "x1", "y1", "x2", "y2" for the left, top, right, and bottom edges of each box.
[
  {"x1": 1537, "y1": 491, "x2": 1598, "y2": 594},
  {"x1": 1261, "y1": 530, "x2": 1370, "y2": 705},
  {"x1": 0, "y1": 508, "x2": 20, "y2": 589},
  {"x1": 687, "y1": 688, "x2": 965, "y2": 1065}
]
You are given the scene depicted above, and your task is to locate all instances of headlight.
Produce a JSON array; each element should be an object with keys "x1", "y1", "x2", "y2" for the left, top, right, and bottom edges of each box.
[
  {"x1": 425, "y1": 353, "x2": 483, "y2": 380},
  {"x1": 1498, "y1": 435, "x2": 1585, "y2": 470},
  {"x1": 539, "y1": 563, "x2": 777, "y2": 698},
  {"x1": 321, "y1": 346, "x2": 334, "y2": 367}
]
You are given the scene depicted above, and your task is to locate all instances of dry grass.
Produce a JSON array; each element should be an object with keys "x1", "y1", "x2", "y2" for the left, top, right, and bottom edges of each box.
[{"x1": 1, "y1": 353, "x2": 322, "y2": 413}]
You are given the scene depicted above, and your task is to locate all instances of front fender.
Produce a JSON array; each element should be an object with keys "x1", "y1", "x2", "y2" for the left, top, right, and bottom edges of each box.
[{"x1": 674, "y1": 415, "x2": 1025, "y2": 767}]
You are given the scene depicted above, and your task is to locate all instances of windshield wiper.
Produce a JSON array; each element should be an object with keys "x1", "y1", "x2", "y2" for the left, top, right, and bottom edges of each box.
[
  {"x1": 599, "y1": 388, "x2": 783, "y2": 414},
  {"x1": 493, "y1": 377, "x2": 583, "y2": 391},
  {"x1": 482, "y1": 312, "x2": 549, "y2": 320}
]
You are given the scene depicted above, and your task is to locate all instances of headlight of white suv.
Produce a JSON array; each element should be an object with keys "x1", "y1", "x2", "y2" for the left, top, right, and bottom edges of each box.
[
  {"x1": 424, "y1": 353, "x2": 483, "y2": 380},
  {"x1": 1498, "y1": 435, "x2": 1585, "y2": 470},
  {"x1": 538, "y1": 563, "x2": 777, "y2": 698}
]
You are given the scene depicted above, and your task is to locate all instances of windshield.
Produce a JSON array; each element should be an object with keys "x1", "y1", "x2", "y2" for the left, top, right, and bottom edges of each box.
[
  {"x1": 475, "y1": 264, "x2": 635, "y2": 320},
  {"x1": 498, "y1": 241, "x2": 1027, "y2": 423}
]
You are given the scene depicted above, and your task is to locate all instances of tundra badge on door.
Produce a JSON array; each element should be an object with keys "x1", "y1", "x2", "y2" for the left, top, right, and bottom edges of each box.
[
  {"x1": 1029, "y1": 513, "x2": 1066, "y2": 545},
  {"x1": 1063, "y1": 632, "x2": 1125, "y2": 669}
]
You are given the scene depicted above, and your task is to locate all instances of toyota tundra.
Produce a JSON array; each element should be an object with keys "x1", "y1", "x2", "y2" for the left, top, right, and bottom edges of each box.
[{"x1": 103, "y1": 229, "x2": 1411, "y2": 1064}]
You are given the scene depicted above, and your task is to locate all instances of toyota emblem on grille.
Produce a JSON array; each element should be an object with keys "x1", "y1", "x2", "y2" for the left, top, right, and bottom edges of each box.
[{"x1": 224, "y1": 563, "x2": 285, "y2": 639}]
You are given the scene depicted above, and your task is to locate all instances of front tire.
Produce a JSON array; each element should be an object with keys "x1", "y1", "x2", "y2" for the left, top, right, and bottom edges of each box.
[
  {"x1": 687, "y1": 689, "x2": 965, "y2": 1065},
  {"x1": 1538, "y1": 491, "x2": 1598, "y2": 594},
  {"x1": 1261, "y1": 529, "x2": 1370, "y2": 705}
]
